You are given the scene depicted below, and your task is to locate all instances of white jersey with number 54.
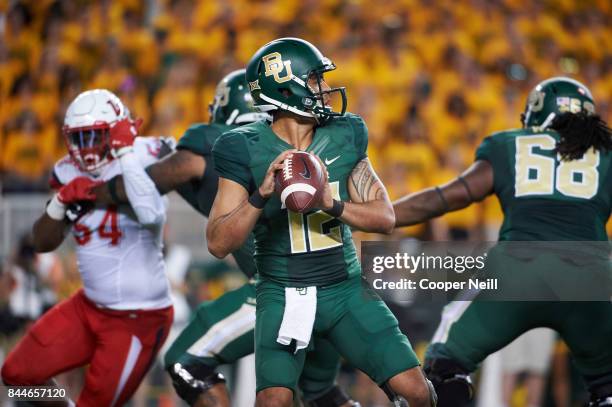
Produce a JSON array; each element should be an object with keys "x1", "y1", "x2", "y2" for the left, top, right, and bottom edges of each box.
[{"x1": 51, "y1": 137, "x2": 174, "y2": 310}]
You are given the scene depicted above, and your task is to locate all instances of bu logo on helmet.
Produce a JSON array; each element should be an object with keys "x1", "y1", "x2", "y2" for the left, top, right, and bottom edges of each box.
[
  {"x1": 527, "y1": 90, "x2": 545, "y2": 112},
  {"x1": 262, "y1": 52, "x2": 293, "y2": 83},
  {"x1": 215, "y1": 82, "x2": 230, "y2": 107}
]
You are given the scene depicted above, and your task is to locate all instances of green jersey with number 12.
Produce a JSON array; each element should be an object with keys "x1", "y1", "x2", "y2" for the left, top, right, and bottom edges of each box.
[{"x1": 212, "y1": 113, "x2": 368, "y2": 287}]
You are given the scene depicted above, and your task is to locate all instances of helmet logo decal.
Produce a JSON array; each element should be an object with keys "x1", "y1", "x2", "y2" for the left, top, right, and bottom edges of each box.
[
  {"x1": 215, "y1": 82, "x2": 230, "y2": 107},
  {"x1": 527, "y1": 90, "x2": 545, "y2": 112},
  {"x1": 107, "y1": 99, "x2": 121, "y2": 117},
  {"x1": 262, "y1": 52, "x2": 293, "y2": 83},
  {"x1": 249, "y1": 80, "x2": 261, "y2": 91},
  {"x1": 557, "y1": 97, "x2": 581, "y2": 114},
  {"x1": 557, "y1": 97, "x2": 595, "y2": 115}
]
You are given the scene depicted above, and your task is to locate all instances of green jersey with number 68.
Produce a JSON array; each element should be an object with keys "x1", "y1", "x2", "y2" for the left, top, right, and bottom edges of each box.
[
  {"x1": 213, "y1": 112, "x2": 368, "y2": 286},
  {"x1": 476, "y1": 128, "x2": 612, "y2": 241}
]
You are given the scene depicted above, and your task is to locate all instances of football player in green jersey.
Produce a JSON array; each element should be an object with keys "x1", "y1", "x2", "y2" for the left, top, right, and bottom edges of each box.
[
  {"x1": 207, "y1": 38, "x2": 435, "y2": 407},
  {"x1": 393, "y1": 77, "x2": 612, "y2": 407},
  {"x1": 92, "y1": 70, "x2": 360, "y2": 407}
]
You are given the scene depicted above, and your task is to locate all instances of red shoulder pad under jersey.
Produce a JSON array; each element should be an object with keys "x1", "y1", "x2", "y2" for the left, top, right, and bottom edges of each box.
[
  {"x1": 133, "y1": 136, "x2": 176, "y2": 167},
  {"x1": 52, "y1": 155, "x2": 86, "y2": 187}
]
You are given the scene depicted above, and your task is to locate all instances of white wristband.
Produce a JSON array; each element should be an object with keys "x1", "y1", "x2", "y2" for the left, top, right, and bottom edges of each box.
[{"x1": 46, "y1": 194, "x2": 67, "y2": 221}]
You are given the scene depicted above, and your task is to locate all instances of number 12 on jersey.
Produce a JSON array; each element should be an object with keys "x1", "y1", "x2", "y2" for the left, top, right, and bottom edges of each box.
[
  {"x1": 515, "y1": 135, "x2": 600, "y2": 199},
  {"x1": 288, "y1": 181, "x2": 343, "y2": 253}
]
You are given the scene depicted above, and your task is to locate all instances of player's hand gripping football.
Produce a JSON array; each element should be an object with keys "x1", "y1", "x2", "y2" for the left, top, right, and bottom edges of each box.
[
  {"x1": 258, "y1": 149, "x2": 296, "y2": 199},
  {"x1": 312, "y1": 154, "x2": 333, "y2": 211},
  {"x1": 109, "y1": 118, "x2": 143, "y2": 158}
]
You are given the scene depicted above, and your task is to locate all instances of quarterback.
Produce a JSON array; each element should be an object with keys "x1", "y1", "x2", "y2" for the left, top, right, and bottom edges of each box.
[
  {"x1": 1, "y1": 89, "x2": 174, "y2": 406},
  {"x1": 92, "y1": 70, "x2": 360, "y2": 407},
  {"x1": 393, "y1": 77, "x2": 612, "y2": 407},
  {"x1": 207, "y1": 38, "x2": 435, "y2": 407}
]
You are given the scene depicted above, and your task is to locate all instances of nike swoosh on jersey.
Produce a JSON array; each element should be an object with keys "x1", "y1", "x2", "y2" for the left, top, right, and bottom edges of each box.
[{"x1": 325, "y1": 156, "x2": 341, "y2": 165}]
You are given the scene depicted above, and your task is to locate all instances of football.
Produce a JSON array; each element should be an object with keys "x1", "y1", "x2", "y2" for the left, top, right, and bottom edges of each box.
[{"x1": 275, "y1": 151, "x2": 325, "y2": 213}]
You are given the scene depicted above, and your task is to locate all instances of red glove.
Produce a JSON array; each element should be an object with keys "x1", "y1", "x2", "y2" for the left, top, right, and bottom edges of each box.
[
  {"x1": 47, "y1": 177, "x2": 101, "y2": 221},
  {"x1": 110, "y1": 118, "x2": 143, "y2": 157},
  {"x1": 57, "y1": 177, "x2": 101, "y2": 205}
]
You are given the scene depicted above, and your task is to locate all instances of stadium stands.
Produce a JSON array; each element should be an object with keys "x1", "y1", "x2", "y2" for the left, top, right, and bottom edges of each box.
[{"x1": 0, "y1": 0, "x2": 610, "y2": 234}]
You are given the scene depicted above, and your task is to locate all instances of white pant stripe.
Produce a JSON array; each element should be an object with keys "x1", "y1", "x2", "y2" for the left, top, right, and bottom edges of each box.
[
  {"x1": 431, "y1": 301, "x2": 472, "y2": 344},
  {"x1": 110, "y1": 335, "x2": 143, "y2": 407},
  {"x1": 187, "y1": 303, "x2": 256, "y2": 358}
]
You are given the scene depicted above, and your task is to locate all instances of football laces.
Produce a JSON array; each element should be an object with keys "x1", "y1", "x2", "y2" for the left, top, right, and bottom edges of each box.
[{"x1": 283, "y1": 156, "x2": 293, "y2": 180}]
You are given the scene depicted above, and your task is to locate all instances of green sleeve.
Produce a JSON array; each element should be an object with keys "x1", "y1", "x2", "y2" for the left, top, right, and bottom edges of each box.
[
  {"x1": 475, "y1": 136, "x2": 495, "y2": 163},
  {"x1": 212, "y1": 131, "x2": 253, "y2": 191},
  {"x1": 349, "y1": 114, "x2": 369, "y2": 160},
  {"x1": 177, "y1": 124, "x2": 211, "y2": 156}
]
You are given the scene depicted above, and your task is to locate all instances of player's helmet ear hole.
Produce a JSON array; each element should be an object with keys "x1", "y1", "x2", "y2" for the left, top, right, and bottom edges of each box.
[
  {"x1": 302, "y1": 96, "x2": 316, "y2": 109},
  {"x1": 279, "y1": 88, "x2": 292, "y2": 98}
]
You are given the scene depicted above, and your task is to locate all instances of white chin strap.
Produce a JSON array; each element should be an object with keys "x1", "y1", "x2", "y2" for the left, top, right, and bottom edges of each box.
[
  {"x1": 259, "y1": 93, "x2": 316, "y2": 120},
  {"x1": 533, "y1": 112, "x2": 556, "y2": 131},
  {"x1": 256, "y1": 72, "x2": 320, "y2": 120}
]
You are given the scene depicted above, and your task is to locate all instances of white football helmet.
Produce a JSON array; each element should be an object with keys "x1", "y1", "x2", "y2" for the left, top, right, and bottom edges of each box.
[{"x1": 63, "y1": 89, "x2": 130, "y2": 173}]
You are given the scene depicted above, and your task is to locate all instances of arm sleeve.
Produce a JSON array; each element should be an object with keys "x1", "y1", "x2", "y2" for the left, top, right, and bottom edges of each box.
[
  {"x1": 475, "y1": 136, "x2": 495, "y2": 163},
  {"x1": 350, "y1": 115, "x2": 369, "y2": 160},
  {"x1": 119, "y1": 152, "x2": 166, "y2": 226},
  {"x1": 212, "y1": 132, "x2": 253, "y2": 191}
]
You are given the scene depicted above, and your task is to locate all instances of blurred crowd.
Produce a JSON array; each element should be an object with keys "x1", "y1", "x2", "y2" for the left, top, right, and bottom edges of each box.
[{"x1": 1, "y1": 0, "x2": 611, "y2": 238}]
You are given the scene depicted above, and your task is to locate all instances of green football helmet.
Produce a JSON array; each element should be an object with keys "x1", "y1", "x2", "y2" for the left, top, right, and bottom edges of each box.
[
  {"x1": 209, "y1": 69, "x2": 270, "y2": 125},
  {"x1": 245, "y1": 37, "x2": 347, "y2": 123},
  {"x1": 522, "y1": 76, "x2": 595, "y2": 129}
]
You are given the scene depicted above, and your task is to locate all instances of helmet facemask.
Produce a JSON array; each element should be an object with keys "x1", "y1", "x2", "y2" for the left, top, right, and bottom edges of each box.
[
  {"x1": 301, "y1": 68, "x2": 347, "y2": 124},
  {"x1": 267, "y1": 68, "x2": 347, "y2": 125},
  {"x1": 63, "y1": 123, "x2": 112, "y2": 174}
]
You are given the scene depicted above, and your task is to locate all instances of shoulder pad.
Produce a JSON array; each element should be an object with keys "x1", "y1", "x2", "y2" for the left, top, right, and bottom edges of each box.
[
  {"x1": 52, "y1": 155, "x2": 85, "y2": 186},
  {"x1": 326, "y1": 112, "x2": 368, "y2": 158},
  {"x1": 178, "y1": 123, "x2": 231, "y2": 156},
  {"x1": 327, "y1": 112, "x2": 362, "y2": 124},
  {"x1": 488, "y1": 128, "x2": 530, "y2": 138},
  {"x1": 223, "y1": 122, "x2": 261, "y2": 145},
  {"x1": 133, "y1": 136, "x2": 175, "y2": 166}
]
